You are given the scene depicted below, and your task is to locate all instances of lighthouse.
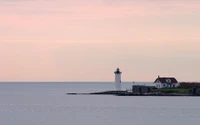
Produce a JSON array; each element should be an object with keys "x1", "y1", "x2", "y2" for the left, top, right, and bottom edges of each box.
[{"x1": 114, "y1": 68, "x2": 122, "y2": 90}]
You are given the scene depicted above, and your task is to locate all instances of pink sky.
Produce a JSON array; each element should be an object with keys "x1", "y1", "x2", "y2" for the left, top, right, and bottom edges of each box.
[{"x1": 0, "y1": 0, "x2": 200, "y2": 82}]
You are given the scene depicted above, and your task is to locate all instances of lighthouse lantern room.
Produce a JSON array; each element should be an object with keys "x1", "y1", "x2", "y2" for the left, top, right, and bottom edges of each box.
[{"x1": 114, "y1": 68, "x2": 122, "y2": 90}]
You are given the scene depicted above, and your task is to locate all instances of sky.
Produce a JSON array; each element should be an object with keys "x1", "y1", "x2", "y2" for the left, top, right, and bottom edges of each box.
[{"x1": 0, "y1": 0, "x2": 200, "y2": 82}]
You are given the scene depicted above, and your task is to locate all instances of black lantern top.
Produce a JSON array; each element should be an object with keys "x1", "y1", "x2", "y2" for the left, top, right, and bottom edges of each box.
[{"x1": 114, "y1": 68, "x2": 122, "y2": 74}]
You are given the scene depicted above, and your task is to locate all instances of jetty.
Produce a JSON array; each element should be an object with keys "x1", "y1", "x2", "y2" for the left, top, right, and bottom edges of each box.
[{"x1": 66, "y1": 90, "x2": 198, "y2": 96}]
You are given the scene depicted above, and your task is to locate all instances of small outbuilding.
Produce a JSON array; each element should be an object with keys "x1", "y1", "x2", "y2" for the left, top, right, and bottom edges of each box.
[
  {"x1": 132, "y1": 85, "x2": 153, "y2": 94},
  {"x1": 154, "y1": 76, "x2": 179, "y2": 88},
  {"x1": 190, "y1": 87, "x2": 200, "y2": 95}
]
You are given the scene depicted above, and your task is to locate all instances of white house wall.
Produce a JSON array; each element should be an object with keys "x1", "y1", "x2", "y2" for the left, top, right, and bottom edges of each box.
[
  {"x1": 176, "y1": 83, "x2": 180, "y2": 87},
  {"x1": 155, "y1": 83, "x2": 162, "y2": 88},
  {"x1": 155, "y1": 82, "x2": 179, "y2": 88}
]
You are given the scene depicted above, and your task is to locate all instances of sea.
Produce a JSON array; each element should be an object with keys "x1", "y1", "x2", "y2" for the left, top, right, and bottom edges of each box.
[{"x1": 0, "y1": 82, "x2": 200, "y2": 125}]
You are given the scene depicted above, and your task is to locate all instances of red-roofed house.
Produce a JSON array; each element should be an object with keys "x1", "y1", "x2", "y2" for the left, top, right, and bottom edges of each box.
[{"x1": 154, "y1": 76, "x2": 179, "y2": 88}]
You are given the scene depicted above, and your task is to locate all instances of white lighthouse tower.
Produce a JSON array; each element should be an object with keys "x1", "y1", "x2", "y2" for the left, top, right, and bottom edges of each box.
[{"x1": 114, "y1": 68, "x2": 122, "y2": 90}]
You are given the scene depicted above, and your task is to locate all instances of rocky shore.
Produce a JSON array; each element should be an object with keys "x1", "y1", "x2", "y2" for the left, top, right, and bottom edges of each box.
[{"x1": 67, "y1": 90, "x2": 198, "y2": 96}]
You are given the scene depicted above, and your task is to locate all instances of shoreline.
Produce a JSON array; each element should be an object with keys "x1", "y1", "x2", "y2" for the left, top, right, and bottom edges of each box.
[{"x1": 66, "y1": 90, "x2": 199, "y2": 96}]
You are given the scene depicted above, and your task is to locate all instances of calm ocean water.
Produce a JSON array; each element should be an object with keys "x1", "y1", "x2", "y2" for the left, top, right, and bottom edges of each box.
[
  {"x1": 0, "y1": 82, "x2": 200, "y2": 125},
  {"x1": 0, "y1": 82, "x2": 152, "y2": 95}
]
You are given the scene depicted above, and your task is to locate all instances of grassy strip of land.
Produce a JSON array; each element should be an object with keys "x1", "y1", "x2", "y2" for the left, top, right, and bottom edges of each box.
[{"x1": 153, "y1": 88, "x2": 189, "y2": 93}]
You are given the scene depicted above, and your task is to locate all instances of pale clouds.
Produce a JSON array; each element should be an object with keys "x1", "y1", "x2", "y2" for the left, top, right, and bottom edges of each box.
[
  {"x1": 1, "y1": 0, "x2": 200, "y2": 42},
  {"x1": 1, "y1": 0, "x2": 200, "y2": 29},
  {"x1": 0, "y1": 0, "x2": 200, "y2": 81},
  {"x1": 0, "y1": 42, "x2": 199, "y2": 81},
  {"x1": 1, "y1": 0, "x2": 200, "y2": 17}
]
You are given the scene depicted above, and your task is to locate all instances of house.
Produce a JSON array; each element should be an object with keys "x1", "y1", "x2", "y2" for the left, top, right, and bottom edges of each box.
[{"x1": 154, "y1": 76, "x2": 179, "y2": 88}]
